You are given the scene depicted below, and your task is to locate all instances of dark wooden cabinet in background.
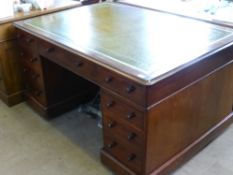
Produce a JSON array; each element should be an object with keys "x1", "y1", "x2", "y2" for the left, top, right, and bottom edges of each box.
[
  {"x1": 0, "y1": 0, "x2": 81, "y2": 106},
  {"x1": 0, "y1": 23, "x2": 23, "y2": 106}
]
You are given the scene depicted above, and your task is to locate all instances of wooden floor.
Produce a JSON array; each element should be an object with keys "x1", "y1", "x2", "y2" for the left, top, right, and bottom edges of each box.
[{"x1": 0, "y1": 100, "x2": 232, "y2": 175}]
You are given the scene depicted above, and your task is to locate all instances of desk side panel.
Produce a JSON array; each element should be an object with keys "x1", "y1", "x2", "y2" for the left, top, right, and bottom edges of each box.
[
  {"x1": 145, "y1": 62, "x2": 233, "y2": 174},
  {"x1": 147, "y1": 46, "x2": 233, "y2": 106}
]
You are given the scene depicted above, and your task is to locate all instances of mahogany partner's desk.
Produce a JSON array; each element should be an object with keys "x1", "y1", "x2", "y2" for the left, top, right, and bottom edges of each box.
[{"x1": 14, "y1": 3, "x2": 233, "y2": 175}]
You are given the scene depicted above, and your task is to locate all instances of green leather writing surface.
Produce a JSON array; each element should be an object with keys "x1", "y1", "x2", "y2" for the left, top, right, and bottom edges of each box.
[{"x1": 15, "y1": 3, "x2": 233, "y2": 84}]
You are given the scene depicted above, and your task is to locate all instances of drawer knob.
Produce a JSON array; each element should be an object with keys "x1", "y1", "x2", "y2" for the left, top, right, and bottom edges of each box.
[
  {"x1": 46, "y1": 47, "x2": 55, "y2": 53},
  {"x1": 127, "y1": 133, "x2": 136, "y2": 141},
  {"x1": 108, "y1": 121, "x2": 116, "y2": 128},
  {"x1": 34, "y1": 90, "x2": 42, "y2": 96},
  {"x1": 25, "y1": 84, "x2": 30, "y2": 90},
  {"x1": 107, "y1": 142, "x2": 117, "y2": 149},
  {"x1": 127, "y1": 154, "x2": 136, "y2": 161},
  {"x1": 32, "y1": 74, "x2": 39, "y2": 80},
  {"x1": 26, "y1": 38, "x2": 34, "y2": 43},
  {"x1": 30, "y1": 57, "x2": 37, "y2": 62},
  {"x1": 23, "y1": 68, "x2": 28, "y2": 73},
  {"x1": 75, "y1": 60, "x2": 84, "y2": 67},
  {"x1": 16, "y1": 34, "x2": 22, "y2": 39},
  {"x1": 106, "y1": 100, "x2": 115, "y2": 108},
  {"x1": 127, "y1": 112, "x2": 135, "y2": 119},
  {"x1": 105, "y1": 76, "x2": 113, "y2": 83},
  {"x1": 126, "y1": 85, "x2": 135, "y2": 93}
]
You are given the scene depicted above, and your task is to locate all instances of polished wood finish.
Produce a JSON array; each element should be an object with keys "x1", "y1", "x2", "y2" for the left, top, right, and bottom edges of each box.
[
  {"x1": 147, "y1": 47, "x2": 233, "y2": 106},
  {"x1": 17, "y1": 30, "x2": 99, "y2": 117},
  {"x1": 0, "y1": 0, "x2": 81, "y2": 106},
  {"x1": 145, "y1": 61, "x2": 233, "y2": 174},
  {"x1": 101, "y1": 91, "x2": 145, "y2": 130},
  {"x1": 14, "y1": 3, "x2": 233, "y2": 175},
  {"x1": 0, "y1": 23, "x2": 17, "y2": 41},
  {"x1": 0, "y1": 38, "x2": 23, "y2": 105}
]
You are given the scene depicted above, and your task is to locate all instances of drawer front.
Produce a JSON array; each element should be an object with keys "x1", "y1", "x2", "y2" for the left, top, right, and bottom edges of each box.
[
  {"x1": 104, "y1": 134, "x2": 142, "y2": 174},
  {"x1": 17, "y1": 31, "x2": 37, "y2": 57},
  {"x1": 38, "y1": 40, "x2": 96, "y2": 82},
  {"x1": 22, "y1": 69, "x2": 46, "y2": 105},
  {"x1": 22, "y1": 63, "x2": 44, "y2": 90},
  {"x1": 24, "y1": 82, "x2": 46, "y2": 106},
  {"x1": 21, "y1": 56, "x2": 43, "y2": 75},
  {"x1": 37, "y1": 38, "x2": 146, "y2": 106},
  {"x1": 96, "y1": 67, "x2": 146, "y2": 106},
  {"x1": 103, "y1": 116, "x2": 144, "y2": 150},
  {"x1": 101, "y1": 92, "x2": 145, "y2": 130}
]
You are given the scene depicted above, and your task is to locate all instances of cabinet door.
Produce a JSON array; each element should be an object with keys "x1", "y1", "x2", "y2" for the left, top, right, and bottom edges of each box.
[{"x1": 0, "y1": 40, "x2": 23, "y2": 94}]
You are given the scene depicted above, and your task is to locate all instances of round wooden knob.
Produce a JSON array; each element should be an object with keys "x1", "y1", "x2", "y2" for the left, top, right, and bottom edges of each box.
[
  {"x1": 30, "y1": 57, "x2": 37, "y2": 62},
  {"x1": 16, "y1": 34, "x2": 22, "y2": 39},
  {"x1": 26, "y1": 38, "x2": 34, "y2": 43},
  {"x1": 75, "y1": 60, "x2": 84, "y2": 67},
  {"x1": 107, "y1": 142, "x2": 117, "y2": 149},
  {"x1": 127, "y1": 154, "x2": 136, "y2": 161},
  {"x1": 127, "y1": 112, "x2": 135, "y2": 119},
  {"x1": 106, "y1": 100, "x2": 115, "y2": 108},
  {"x1": 127, "y1": 133, "x2": 136, "y2": 141},
  {"x1": 32, "y1": 74, "x2": 39, "y2": 80},
  {"x1": 46, "y1": 47, "x2": 55, "y2": 53},
  {"x1": 25, "y1": 84, "x2": 30, "y2": 90},
  {"x1": 108, "y1": 121, "x2": 116, "y2": 128},
  {"x1": 34, "y1": 90, "x2": 42, "y2": 96},
  {"x1": 23, "y1": 68, "x2": 28, "y2": 73},
  {"x1": 20, "y1": 52, "x2": 24, "y2": 57},
  {"x1": 105, "y1": 76, "x2": 113, "y2": 83},
  {"x1": 126, "y1": 85, "x2": 135, "y2": 93}
]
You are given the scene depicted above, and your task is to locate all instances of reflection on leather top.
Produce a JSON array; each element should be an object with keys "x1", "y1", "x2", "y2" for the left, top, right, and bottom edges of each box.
[{"x1": 17, "y1": 3, "x2": 233, "y2": 83}]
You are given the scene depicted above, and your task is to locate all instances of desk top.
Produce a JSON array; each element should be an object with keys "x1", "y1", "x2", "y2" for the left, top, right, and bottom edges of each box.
[
  {"x1": 0, "y1": 0, "x2": 81, "y2": 25},
  {"x1": 14, "y1": 3, "x2": 233, "y2": 85}
]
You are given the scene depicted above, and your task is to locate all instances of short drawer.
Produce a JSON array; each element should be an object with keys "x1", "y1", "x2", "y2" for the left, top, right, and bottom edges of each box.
[
  {"x1": 103, "y1": 127, "x2": 145, "y2": 156},
  {"x1": 17, "y1": 31, "x2": 37, "y2": 56},
  {"x1": 21, "y1": 56, "x2": 43, "y2": 74},
  {"x1": 104, "y1": 134, "x2": 142, "y2": 174},
  {"x1": 101, "y1": 91, "x2": 145, "y2": 130},
  {"x1": 96, "y1": 67, "x2": 146, "y2": 106},
  {"x1": 38, "y1": 40, "x2": 96, "y2": 82},
  {"x1": 103, "y1": 116, "x2": 144, "y2": 149},
  {"x1": 24, "y1": 83, "x2": 46, "y2": 106},
  {"x1": 22, "y1": 65, "x2": 44, "y2": 90}
]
